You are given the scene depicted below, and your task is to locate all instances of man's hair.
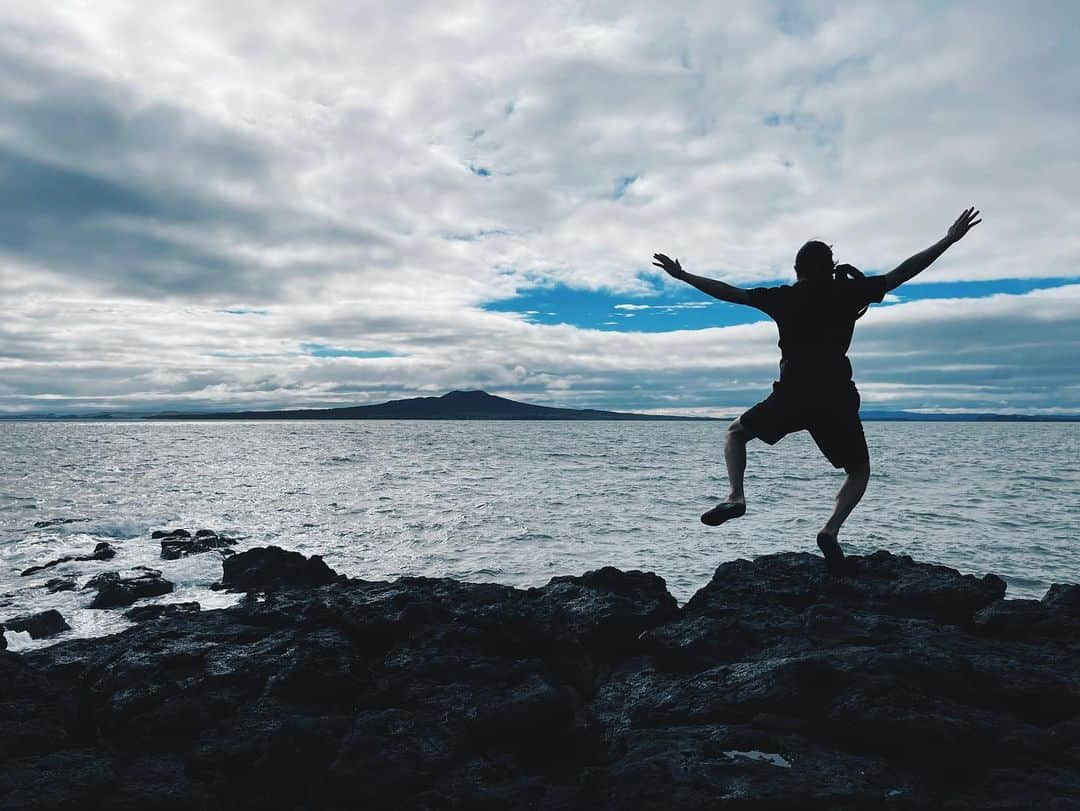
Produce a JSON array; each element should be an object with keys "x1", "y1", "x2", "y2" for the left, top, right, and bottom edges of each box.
[
  {"x1": 794, "y1": 240, "x2": 834, "y2": 282},
  {"x1": 795, "y1": 240, "x2": 871, "y2": 319}
]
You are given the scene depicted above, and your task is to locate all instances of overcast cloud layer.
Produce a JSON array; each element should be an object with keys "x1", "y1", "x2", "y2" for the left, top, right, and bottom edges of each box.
[{"x1": 1, "y1": 0, "x2": 1078, "y2": 414}]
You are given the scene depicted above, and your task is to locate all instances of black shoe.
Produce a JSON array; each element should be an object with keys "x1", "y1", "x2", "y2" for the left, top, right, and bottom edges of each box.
[
  {"x1": 816, "y1": 531, "x2": 846, "y2": 572},
  {"x1": 700, "y1": 501, "x2": 746, "y2": 526}
]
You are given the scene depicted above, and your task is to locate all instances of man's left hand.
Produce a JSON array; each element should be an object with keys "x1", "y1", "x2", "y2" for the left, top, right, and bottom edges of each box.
[{"x1": 653, "y1": 253, "x2": 685, "y2": 278}]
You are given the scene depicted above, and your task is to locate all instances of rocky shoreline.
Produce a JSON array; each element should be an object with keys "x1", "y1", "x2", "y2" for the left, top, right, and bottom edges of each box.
[{"x1": 2, "y1": 545, "x2": 1079, "y2": 809}]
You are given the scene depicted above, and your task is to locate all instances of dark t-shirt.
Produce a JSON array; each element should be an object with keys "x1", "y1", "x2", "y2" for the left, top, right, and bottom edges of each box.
[{"x1": 747, "y1": 275, "x2": 889, "y2": 388}]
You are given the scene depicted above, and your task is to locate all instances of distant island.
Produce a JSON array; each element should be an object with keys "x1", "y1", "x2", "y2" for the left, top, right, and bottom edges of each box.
[
  {"x1": 1, "y1": 390, "x2": 1078, "y2": 421},
  {"x1": 144, "y1": 390, "x2": 715, "y2": 421}
]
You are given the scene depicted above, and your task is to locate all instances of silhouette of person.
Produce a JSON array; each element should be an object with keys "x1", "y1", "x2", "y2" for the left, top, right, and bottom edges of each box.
[{"x1": 653, "y1": 207, "x2": 981, "y2": 569}]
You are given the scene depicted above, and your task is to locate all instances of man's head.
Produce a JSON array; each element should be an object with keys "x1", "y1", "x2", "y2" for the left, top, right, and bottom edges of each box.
[{"x1": 794, "y1": 240, "x2": 834, "y2": 283}]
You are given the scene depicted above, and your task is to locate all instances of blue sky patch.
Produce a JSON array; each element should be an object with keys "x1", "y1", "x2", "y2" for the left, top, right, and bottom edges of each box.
[
  {"x1": 301, "y1": 344, "x2": 398, "y2": 358},
  {"x1": 483, "y1": 276, "x2": 1080, "y2": 332},
  {"x1": 613, "y1": 175, "x2": 637, "y2": 199},
  {"x1": 484, "y1": 282, "x2": 761, "y2": 332},
  {"x1": 883, "y1": 276, "x2": 1080, "y2": 302}
]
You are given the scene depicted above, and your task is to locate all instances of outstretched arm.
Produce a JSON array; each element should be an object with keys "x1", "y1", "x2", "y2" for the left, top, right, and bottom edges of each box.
[
  {"x1": 883, "y1": 207, "x2": 981, "y2": 292},
  {"x1": 652, "y1": 253, "x2": 751, "y2": 305}
]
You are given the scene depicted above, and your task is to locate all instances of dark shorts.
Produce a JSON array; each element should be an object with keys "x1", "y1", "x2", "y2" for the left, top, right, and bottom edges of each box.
[{"x1": 739, "y1": 382, "x2": 869, "y2": 469}]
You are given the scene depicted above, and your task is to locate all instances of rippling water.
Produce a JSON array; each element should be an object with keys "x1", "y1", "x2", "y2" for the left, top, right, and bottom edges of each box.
[{"x1": 2, "y1": 420, "x2": 1078, "y2": 650}]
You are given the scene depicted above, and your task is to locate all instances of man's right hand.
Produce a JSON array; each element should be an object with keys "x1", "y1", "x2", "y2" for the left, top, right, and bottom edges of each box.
[
  {"x1": 652, "y1": 253, "x2": 685, "y2": 279},
  {"x1": 946, "y1": 207, "x2": 982, "y2": 243}
]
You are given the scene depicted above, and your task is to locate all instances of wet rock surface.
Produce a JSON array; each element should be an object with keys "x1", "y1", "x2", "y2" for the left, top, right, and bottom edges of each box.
[
  {"x1": 158, "y1": 529, "x2": 238, "y2": 560},
  {"x1": 1, "y1": 546, "x2": 1078, "y2": 810},
  {"x1": 32, "y1": 518, "x2": 88, "y2": 529},
  {"x1": 218, "y1": 544, "x2": 341, "y2": 591},
  {"x1": 122, "y1": 602, "x2": 201, "y2": 623},
  {"x1": 20, "y1": 542, "x2": 117, "y2": 577},
  {"x1": 84, "y1": 567, "x2": 174, "y2": 609},
  {"x1": 1, "y1": 610, "x2": 70, "y2": 640},
  {"x1": 43, "y1": 577, "x2": 77, "y2": 594}
]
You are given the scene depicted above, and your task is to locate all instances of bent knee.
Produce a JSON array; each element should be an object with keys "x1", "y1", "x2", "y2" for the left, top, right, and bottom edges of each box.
[
  {"x1": 844, "y1": 461, "x2": 871, "y2": 478},
  {"x1": 727, "y1": 418, "x2": 752, "y2": 441}
]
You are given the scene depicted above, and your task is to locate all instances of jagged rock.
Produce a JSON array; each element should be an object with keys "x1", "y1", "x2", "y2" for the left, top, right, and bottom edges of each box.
[
  {"x1": 687, "y1": 550, "x2": 1005, "y2": 624},
  {"x1": 151, "y1": 528, "x2": 191, "y2": 539},
  {"x1": 0, "y1": 628, "x2": 5, "y2": 651},
  {"x1": 1042, "y1": 583, "x2": 1080, "y2": 612},
  {"x1": 0, "y1": 650, "x2": 81, "y2": 763},
  {"x1": 20, "y1": 542, "x2": 117, "y2": 577},
  {"x1": 123, "y1": 602, "x2": 201, "y2": 622},
  {"x1": 641, "y1": 551, "x2": 1008, "y2": 671},
  {"x1": 1, "y1": 610, "x2": 70, "y2": 639},
  {"x1": 93, "y1": 542, "x2": 117, "y2": 560},
  {"x1": 160, "y1": 530, "x2": 237, "y2": 560},
  {"x1": 1, "y1": 548, "x2": 1077, "y2": 809},
  {"x1": 85, "y1": 567, "x2": 173, "y2": 609},
  {"x1": 527, "y1": 566, "x2": 679, "y2": 657},
  {"x1": 32, "y1": 518, "x2": 88, "y2": 529},
  {"x1": 220, "y1": 546, "x2": 340, "y2": 591},
  {"x1": 0, "y1": 748, "x2": 117, "y2": 809},
  {"x1": 44, "y1": 576, "x2": 77, "y2": 593},
  {"x1": 976, "y1": 584, "x2": 1080, "y2": 642}
]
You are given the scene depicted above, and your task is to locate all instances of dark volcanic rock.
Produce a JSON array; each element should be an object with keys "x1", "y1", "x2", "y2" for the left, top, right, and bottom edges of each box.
[
  {"x1": 641, "y1": 551, "x2": 1007, "y2": 671},
  {"x1": 2, "y1": 610, "x2": 70, "y2": 639},
  {"x1": 160, "y1": 529, "x2": 237, "y2": 560},
  {"x1": 220, "y1": 545, "x2": 340, "y2": 591},
  {"x1": 975, "y1": 581, "x2": 1080, "y2": 642},
  {"x1": 32, "y1": 518, "x2": 88, "y2": 529},
  {"x1": 44, "y1": 577, "x2": 77, "y2": 593},
  {"x1": 2, "y1": 548, "x2": 1078, "y2": 810},
  {"x1": 85, "y1": 567, "x2": 174, "y2": 609},
  {"x1": 151, "y1": 528, "x2": 191, "y2": 540},
  {"x1": 92, "y1": 542, "x2": 117, "y2": 560},
  {"x1": 527, "y1": 566, "x2": 679, "y2": 658},
  {"x1": 688, "y1": 550, "x2": 1006, "y2": 623},
  {"x1": 1043, "y1": 582, "x2": 1080, "y2": 612},
  {"x1": 123, "y1": 602, "x2": 201, "y2": 622},
  {"x1": 20, "y1": 542, "x2": 117, "y2": 577},
  {"x1": 0, "y1": 651, "x2": 82, "y2": 764}
]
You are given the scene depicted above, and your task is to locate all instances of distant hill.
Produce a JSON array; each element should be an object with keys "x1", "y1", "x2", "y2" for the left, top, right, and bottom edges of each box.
[
  {"x1": 143, "y1": 390, "x2": 717, "y2": 421},
  {"x1": 3, "y1": 393, "x2": 1078, "y2": 421}
]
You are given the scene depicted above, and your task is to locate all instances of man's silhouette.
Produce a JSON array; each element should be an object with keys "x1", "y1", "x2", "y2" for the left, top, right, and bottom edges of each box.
[{"x1": 653, "y1": 207, "x2": 981, "y2": 569}]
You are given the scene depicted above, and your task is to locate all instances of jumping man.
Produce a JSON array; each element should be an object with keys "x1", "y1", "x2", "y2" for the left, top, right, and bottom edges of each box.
[{"x1": 652, "y1": 207, "x2": 981, "y2": 569}]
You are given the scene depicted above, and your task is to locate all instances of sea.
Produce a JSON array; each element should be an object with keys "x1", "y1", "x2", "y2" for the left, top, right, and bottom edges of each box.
[{"x1": 2, "y1": 420, "x2": 1078, "y2": 651}]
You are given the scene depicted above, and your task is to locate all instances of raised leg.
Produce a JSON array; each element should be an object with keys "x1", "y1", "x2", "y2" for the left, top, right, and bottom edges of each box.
[
  {"x1": 702, "y1": 419, "x2": 752, "y2": 526},
  {"x1": 724, "y1": 418, "x2": 750, "y2": 504}
]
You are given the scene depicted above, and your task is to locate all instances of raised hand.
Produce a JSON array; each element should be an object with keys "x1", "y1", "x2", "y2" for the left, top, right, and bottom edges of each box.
[
  {"x1": 652, "y1": 253, "x2": 685, "y2": 279},
  {"x1": 946, "y1": 207, "x2": 982, "y2": 243}
]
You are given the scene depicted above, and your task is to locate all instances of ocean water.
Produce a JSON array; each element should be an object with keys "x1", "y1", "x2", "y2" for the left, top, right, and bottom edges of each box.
[{"x1": 2, "y1": 420, "x2": 1078, "y2": 651}]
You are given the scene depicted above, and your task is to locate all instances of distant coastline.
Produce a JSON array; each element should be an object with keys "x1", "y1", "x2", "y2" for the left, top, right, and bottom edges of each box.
[{"x1": 1, "y1": 389, "x2": 1078, "y2": 422}]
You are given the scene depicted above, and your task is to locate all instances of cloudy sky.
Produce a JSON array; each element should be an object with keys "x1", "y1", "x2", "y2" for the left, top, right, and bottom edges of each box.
[{"x1": 2, "y1": 0, "x2": 1078, "y2": 415}]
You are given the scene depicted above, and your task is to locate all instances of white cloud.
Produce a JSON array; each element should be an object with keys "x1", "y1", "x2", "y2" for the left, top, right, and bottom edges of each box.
[
  {"x1": 0, "y1": 1, "x2": 1078, "y2": 412},
  {"x1": 1, "y1": 273, "x2": 1077, "y2": 413}
]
